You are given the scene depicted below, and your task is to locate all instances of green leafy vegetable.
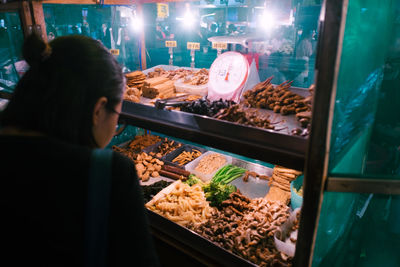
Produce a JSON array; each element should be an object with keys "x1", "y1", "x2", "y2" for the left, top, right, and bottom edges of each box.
[
  {"x1": 185, "y1": 174, "x2": 202, "y2": 187},
  {"x1": 203, "y1": 181, "x2": 236, "y2": 207},
  {"x1": 212, "y1": 165, "x2": 246, "y2": 184}
]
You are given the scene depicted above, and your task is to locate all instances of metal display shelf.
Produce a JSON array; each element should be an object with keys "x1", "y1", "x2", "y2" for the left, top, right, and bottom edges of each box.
[{"x1": 121, "y1": 100, "x2": 307, "y2": 171}]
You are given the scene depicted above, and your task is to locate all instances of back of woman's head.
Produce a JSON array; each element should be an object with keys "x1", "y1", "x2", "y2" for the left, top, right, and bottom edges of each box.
[{"x1": 1, "y1": 34, "x2": 124, "y2": 147}]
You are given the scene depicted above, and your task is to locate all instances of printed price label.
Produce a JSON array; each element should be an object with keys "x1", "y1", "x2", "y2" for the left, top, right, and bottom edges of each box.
[
  {"x1": 110, "y1": 49, "x2": 120, "y2": 56},
  {"x1": 157, "y1": 3, "x2": 169, "y2": 19},
  {"x1": 165, "y1": 40, "x2": 177, "y2": 47},
  {"x1": 187, "y1": 42, "x2": 200, "y2": 50},
  {"x1": 212, "y1": 42, "x2": 228, "y2": 50}
]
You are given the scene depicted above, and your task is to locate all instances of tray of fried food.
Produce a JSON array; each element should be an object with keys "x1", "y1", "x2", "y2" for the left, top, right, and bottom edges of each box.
[
  {"x1": 265, "y1": 166, "x2": 302, "y2": 205},
  {"x1": 123, "y1": 85, "x2": 141, "y2": 103},
  {"x1": 142, "y1": 137, "x2": 183, "y2": 159},
  {"x1": 126, "y1": 134, "x2": 162, "y2": 153},
  {"x1": 125, "y1": 70, "x2": 146, "y2": 89},
  {"x1": 134, "y1": 151, "x2": 164, "y2": 182},
  {"x1": 164, "y1": 144, "x2": 207, "y2": 167}
]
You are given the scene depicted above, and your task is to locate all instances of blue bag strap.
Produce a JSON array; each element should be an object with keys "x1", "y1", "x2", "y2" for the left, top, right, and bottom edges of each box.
[{"x1": 84, "y1": 148, "x2": 113, "y2": 267}]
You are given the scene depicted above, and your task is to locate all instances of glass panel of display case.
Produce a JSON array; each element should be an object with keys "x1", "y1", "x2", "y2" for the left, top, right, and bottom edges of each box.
[
  {"x1": 0, "y1": 11, "x2": 24, "y2": 94},
  {"x1": 143, "y1": 0, "x2": 322, "y2": 89},
  {"x1": 328, "y1": 0, "x2": 400, "y2": 179},
  {"x1": 313, "y1": 192, "x2": 400, "y2": 267},
  {"x1": 43, "y1": 4, "x2": 142, "y2": 72},
  {"x1": 120, "y1": 0, "x2": 322, "y2": 151},
  {"x1": 109, "y1": 127, "x2": 303, "y2": 266}
]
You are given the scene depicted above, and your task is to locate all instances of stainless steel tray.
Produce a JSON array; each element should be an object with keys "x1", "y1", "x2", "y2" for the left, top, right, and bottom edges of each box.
[{"x1": 231, "y1": 158, "x2": 272, "y2": 199}]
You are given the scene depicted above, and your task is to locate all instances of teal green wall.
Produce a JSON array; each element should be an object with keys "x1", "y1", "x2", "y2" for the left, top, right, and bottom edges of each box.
[{"x1": 313, "y1": 0, "x2": 400, "y2": 266}]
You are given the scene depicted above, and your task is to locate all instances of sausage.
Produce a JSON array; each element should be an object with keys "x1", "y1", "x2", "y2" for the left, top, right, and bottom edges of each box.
[
  {"x1": 159, "y1": 170, "x2": 183, "y2": 180},
  {"x1": 278, "y1": 91, "x2": 293, "y2": 101},
  {"x1": 162, "y1": 164, "x2": 190, "y2": 177},
  {"x1": 259, "y1": 175, "x2": 270, "y2": 180},
  {"x1": 243, "y1": 172, "x2": 250, "y2": 182}
]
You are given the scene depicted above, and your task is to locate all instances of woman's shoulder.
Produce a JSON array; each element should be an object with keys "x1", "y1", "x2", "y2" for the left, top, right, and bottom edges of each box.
[
  {"x1": 111, "y1": 149, "x2": 134, "y2": 168},
  {"x1": 110, "y1": 149, "x2": 138, "y2": 182},
  {"x1": 0, "y1": 135, "x2": 93, "y2": 182},
  {"x1": 0, "y1": 134, "x2": 91, "y2": 155}
]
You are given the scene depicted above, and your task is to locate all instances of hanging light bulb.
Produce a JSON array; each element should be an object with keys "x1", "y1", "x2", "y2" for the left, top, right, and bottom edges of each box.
[
  {"x1": 259, "y1": 1, "x2": 276, "y2": 32},
  {"x1": 130, "y1": 9, "x2": 143, "y2": 33},
  {"x1": 176, "y1": 3, "x2": 195, "y2": 30},
  {"x1": 261, "y1": 10, "x2": 275, "y2": 31}
]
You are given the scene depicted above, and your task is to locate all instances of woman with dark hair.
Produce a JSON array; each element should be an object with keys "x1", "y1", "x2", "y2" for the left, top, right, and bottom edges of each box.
[{"x1": 0, "y1": 34, "x2": 159, "y2": 266}]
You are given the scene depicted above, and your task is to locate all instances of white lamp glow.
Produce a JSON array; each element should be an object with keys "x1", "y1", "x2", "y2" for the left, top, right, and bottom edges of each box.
[
  {"x1": 176, "y1": 4, "x2": 195, "y2": 30},
  {"x1": 130, "y1": 10, "x2": 143, "y2": 33},
  {"x1": 260, "y1": 10, "x2": 275, "y2": 31},
  {"x1": 183, "y1": 11, "x2": 195, "y2": 29}
]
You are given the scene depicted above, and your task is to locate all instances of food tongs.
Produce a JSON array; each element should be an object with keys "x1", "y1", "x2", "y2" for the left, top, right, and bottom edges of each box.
[{"x1": 154, "y1": 94, "x2": 192, "y2": 110}]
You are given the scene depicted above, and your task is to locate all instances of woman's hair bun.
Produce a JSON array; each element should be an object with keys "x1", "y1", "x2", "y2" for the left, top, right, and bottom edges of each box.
[{"x1": 23, "y1": 33, "x2": 49, "y2": 67}]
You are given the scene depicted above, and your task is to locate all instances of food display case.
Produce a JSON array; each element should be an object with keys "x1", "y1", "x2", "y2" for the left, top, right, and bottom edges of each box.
[
  {"x1": 2, "y1": 0, "x2": 400, "y2": 266},
  {"x1": 0, "y1": 1, "x2": 34, "y2": 99}
]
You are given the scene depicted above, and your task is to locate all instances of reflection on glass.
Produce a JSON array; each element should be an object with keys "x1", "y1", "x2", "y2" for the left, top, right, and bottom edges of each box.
[
  {"x1": 144, "y1": 1, "x2": 322, "y2": 89},
  {"x1": 43, "y1": 4, "x2": 142, "y2": 72},
  {"x1": 328, "y1": 0, "x2": 400, "y2": 179},
  {"x1": 0, "y1": 12, "x2": 24, "y2": 94},
  {"x1": 313, "y1": 192, "x2": 400, "y2": 267}
]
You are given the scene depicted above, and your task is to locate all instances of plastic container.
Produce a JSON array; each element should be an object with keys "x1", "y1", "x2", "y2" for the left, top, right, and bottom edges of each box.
[
  {"x1": 185, "y1": 151, "x2": 232, "y2": 182},
  {"x1": 290, "y1": 175, "x2": 304, "y2": 210},
  {"x1": 164, "y1": 145, "x2": 207, "y2": 168},
  {"x1": 174, "y1": 78, "x2": 208, "y2": 96},
  {"x1": 274, "y1": 208, "x2": 301, "y2": 257}
]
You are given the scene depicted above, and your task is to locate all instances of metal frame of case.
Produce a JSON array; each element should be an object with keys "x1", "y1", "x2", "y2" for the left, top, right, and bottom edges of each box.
[{"x1": 2, "y1": 0, "x2": 399, "y2": 266}]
